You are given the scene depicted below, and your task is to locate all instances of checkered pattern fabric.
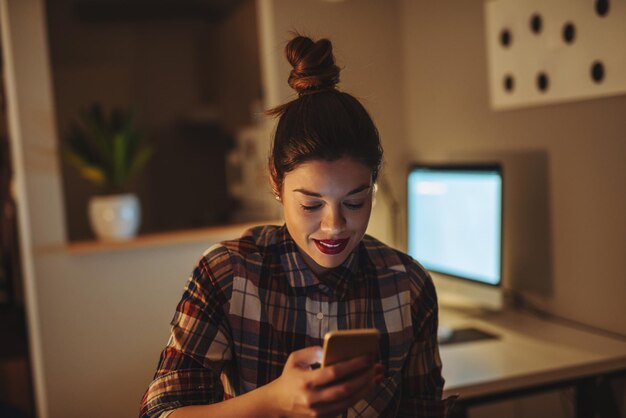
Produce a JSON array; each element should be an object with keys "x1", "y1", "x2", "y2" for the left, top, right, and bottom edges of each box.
[{"x1": 140, "y1": 225, "x2": 456, "y2": 417}]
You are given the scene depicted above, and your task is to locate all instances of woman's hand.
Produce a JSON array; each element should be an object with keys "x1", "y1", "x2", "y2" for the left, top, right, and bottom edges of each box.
[{"x1": 262, "y1": 346, "x2": 384, "y2": 418}]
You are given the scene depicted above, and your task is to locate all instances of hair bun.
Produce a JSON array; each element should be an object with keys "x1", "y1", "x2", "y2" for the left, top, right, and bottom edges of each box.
[{"x1": 286, "y1": 36, "x2": 340, "y2": 95}]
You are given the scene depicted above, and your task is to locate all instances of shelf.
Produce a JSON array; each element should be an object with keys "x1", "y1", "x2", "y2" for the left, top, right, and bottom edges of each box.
[{"x1": 62, "y1": 220, "x2": 282, "y2": 255}]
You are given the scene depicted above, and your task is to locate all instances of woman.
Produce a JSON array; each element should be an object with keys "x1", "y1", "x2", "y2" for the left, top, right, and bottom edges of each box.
[{"x1": 140, "y1": 35, "x2": 454, "y2": 418}]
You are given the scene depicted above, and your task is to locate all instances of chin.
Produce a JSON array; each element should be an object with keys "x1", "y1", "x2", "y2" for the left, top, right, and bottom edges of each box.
[
  {"x1": 312, "y1": 250, "x2": 351, "y2": 269},
  {"x1": 316, "y1": 257, "x2": 345, "y2": 269}
]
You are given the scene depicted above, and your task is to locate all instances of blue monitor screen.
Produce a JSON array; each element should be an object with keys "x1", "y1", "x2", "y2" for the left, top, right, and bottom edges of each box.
[{"x1": 407, "y1": 165, "x2": 503, "y2": 286}]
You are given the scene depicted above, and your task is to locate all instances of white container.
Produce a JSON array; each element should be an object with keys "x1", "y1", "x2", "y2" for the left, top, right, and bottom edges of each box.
[{"x1": 88, "y1": 193, "x2": 141, "y2": 241}]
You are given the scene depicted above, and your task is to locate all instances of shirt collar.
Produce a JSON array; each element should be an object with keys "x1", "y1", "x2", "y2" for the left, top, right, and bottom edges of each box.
[{"x1": 278, "y1": 225, "x2": 365, "y2": 295}]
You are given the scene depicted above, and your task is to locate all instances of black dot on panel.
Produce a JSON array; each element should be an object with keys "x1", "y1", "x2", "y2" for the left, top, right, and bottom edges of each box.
[
  {"x1": 537, "y1": 72, "x2": 549, "y2": 93},
  {"x1": 591, "y1": 61, "x2": 605, "y2": 83},
  {"x1": 500, "y1": 28, "x2": 512, "y2": 48},
  {"x1": 530, "y1": 13, "x2": 543, "y2": 34},
  {"x1": 563, "y1": 22, "x2": 576, "y2": 44},
  {"x1": 595, "y1": 0, "x2": 610, "y2": 17},
  {"x1": 503, "y1": 74, "x2": 515, "y2": 93}
]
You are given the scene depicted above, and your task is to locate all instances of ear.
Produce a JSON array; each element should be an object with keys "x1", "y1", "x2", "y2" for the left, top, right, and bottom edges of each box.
[
  {"x1": 269, "y1": 164, "x2": 282, "y2": 202},
  {"x1": 269, "y1": 178, "x2": 282, "y2": 203},
  {"x1": 371, "y1": 183, "x2": 378, "y2": 207}
]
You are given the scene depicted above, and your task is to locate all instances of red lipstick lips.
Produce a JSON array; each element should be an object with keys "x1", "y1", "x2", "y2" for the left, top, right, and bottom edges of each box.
[{"x1": 313, "y1": 238, "x2": 350, "y2": 255}]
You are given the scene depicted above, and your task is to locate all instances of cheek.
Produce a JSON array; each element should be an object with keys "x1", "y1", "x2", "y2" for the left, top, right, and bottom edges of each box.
[
  {"x1": 357, "y1": 212, "x2": 371, "y2": 231},
  {"x1": 350, "y1": 204, "x2": 372, "y2": 230},
  {"x1": 284, "y1": 204, "x2": 318, "y2": 233}
]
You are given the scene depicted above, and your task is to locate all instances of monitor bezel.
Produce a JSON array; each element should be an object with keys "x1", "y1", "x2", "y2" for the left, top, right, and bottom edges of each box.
[{"x1": 407, "y1": 162, "x2": 504, "y2": 288}]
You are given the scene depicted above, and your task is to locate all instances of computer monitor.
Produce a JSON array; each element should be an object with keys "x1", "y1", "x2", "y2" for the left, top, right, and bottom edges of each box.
[{"x1": 407, "y1": 163, "x2": 504, "y2": 310}]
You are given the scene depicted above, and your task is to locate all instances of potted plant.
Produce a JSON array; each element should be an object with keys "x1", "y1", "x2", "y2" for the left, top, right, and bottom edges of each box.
[{"x1": 63, "y1": 104, "x2": 153, "y2": 241}]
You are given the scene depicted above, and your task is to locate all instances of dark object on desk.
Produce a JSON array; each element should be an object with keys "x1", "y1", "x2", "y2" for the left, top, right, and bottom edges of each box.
[{"x1": 438, "y1": 327, "x2": 499, "y2": 345}]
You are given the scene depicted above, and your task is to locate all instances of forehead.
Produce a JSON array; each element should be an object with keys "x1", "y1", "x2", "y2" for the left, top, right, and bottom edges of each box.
[{"x1": 284, "y1": 158, "x2": 372, "y2": 192}]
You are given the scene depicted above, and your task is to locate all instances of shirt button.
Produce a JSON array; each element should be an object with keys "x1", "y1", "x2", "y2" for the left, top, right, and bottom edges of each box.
[{"x1": 316, "y1": 312, "x2": 324, "y2": 320}]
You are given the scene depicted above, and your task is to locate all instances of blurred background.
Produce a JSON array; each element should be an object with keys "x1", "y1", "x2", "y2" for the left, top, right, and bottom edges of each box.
[{"x1": 1, "y1": 0, "x2": 625, "y2": 417}]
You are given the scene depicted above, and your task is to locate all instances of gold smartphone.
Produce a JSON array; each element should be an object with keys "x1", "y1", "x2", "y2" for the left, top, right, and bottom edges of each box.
[{"x1": 321, "y1": 328, "x2": 381, "y2": 368}]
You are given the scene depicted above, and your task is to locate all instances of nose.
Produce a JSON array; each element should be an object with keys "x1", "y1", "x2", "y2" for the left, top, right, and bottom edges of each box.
[{"x1": 320, "y1": 205, "x2": 346, "y2": 234}]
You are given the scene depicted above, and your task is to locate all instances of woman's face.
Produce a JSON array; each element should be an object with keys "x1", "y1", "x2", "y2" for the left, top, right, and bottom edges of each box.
[{"x1": 280, "y1": 157, "x2": 373, "y2": 276}]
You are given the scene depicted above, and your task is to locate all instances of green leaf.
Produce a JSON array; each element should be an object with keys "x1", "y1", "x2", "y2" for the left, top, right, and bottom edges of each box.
[
  {"x1": 113, "y1": 132, "x2": 127, "y2": 188},
  {"x1": 61, "y1": 104, "x2": 153, "y2": 192},
  {"x1": 79, "y1": 105, "x2": 112, "y2": 163},
  {"x1": 63, "y1": 150, "x2": 106, "y2": 186},
  {"x1": 128, "y1": 145, "x2": 154, "y2": 180}
]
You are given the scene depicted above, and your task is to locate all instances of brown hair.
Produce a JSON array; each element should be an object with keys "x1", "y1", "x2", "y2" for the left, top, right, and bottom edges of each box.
[{"x1": 268, "y1": 35, "x2": 383, "y2": 197}]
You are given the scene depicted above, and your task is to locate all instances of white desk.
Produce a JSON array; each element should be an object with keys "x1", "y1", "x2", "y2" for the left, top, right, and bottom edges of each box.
[{"x1": 439, "y1": 307, "x2": 626, "y2": 417}]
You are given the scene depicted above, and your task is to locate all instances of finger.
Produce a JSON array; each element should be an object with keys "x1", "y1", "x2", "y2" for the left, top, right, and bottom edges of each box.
[
  {"x1": 310, "y1": 362, "x2": 377, "y2": 405},
  {"x1": 287, "y1": 346, "x2": 323, "y2": 369},
  {"x1": 309, "y1": 375, "x2": 377, "y2": 417},
  {"x1": 301, "y1": 364, "x2": 384, "y2": 418},
  {"x1": 312, "y1": 354, "x2": 374, "y2": 388}
]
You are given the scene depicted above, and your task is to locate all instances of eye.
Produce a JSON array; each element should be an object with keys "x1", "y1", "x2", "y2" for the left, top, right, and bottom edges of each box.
[
  {"x1": 300, "y1": 204, "x2": 322, "y2": 212},
  {"x1": 344, "y1": 201, "x2": 365, "y2": 210}
]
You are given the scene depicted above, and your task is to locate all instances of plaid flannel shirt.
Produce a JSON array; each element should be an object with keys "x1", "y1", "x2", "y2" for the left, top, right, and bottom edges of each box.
[{"x1": 140, "y1": 225, "x2": 456, "y2": 417}]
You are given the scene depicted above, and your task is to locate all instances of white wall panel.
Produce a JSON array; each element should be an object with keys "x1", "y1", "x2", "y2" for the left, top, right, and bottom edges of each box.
[{"x1": 485, "y1": 0, "x2": 626, "y2": 109}]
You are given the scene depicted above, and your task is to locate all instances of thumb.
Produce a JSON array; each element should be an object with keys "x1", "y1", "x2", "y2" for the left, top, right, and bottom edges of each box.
[{"x1": 287, "y1": 346, "x2": 323, "y2": 369}]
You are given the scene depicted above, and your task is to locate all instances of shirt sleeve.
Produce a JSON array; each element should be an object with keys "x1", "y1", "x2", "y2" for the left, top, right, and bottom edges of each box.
[
  {"x1": 139, "y1": 245, "x2": 234, "y2": 418},
  {"x1": 398, "y1": 269, "x2": 458, "y2": 417}
]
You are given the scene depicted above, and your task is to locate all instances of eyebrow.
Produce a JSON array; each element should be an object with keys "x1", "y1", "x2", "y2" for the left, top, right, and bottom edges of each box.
[{"x1": 292, "y1": 184, "x2": 371, "y2": 198}]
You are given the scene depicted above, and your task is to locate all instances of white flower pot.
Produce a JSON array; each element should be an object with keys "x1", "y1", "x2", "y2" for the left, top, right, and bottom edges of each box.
[{"x1": 88, "y1": 193, "x2": 141, "y2": 241}]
